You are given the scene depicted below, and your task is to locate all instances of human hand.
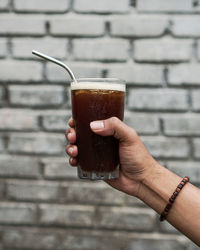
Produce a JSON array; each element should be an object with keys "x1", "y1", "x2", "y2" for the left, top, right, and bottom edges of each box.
[{"x1": 65, "y1": 117, "x2": 159, "y2": 199}]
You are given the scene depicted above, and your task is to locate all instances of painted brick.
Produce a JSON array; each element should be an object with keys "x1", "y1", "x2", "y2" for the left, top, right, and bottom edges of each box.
[
  {"x1": 0, "y1": 202, "x2": 36, "y2": 224},
  {"x1": 107, "y1": 64, "x2": 164, "y2": 85},
  {"x1": 124, "y1": 111, "x2": 159, "y2": 134},
  {"x1": 9, "y1": 85, "x2": 64, "y2": 107},
  {"x1": 192, "y1": 90, "x2": 200, "y2": 110},
  {"x1": 50, "y1": 15, "x2": 104, "y2": 37},
  {"x1": 129, "y1": 239, "x2": 183, "y2": 250},
  {"x1": 0, "y1": 109, "x2": 38, "y2": 131},
  {"x1": 46, "y1": 61, "x2": 103, "y2": 82},
  {"x1": 0, "y1": 60, "x2": 42, "y2": 82},
  {"x1": 0, "y1": 182, "x2": 4, "y2": 199},
  {"x1": 128, "y1": 89, "x2": 188, "y2": 111},
  {"x1": 0, "y1": 87, "x2": 4, "y2": 105},
  {"x1": 187, "y1": 242, "x2": 200, "y2": 250},
  {"x1": 62, "y1": 182, "x2": 125, "y2": 205},
  {"x1": 73, "y1": 38, "x2": 129, "y2": 61},
  {"x1": 14, "y1": 0, "x2": 70, "y2": 12},
  {"x1": 159, "y1": 220, "x2": 180, "y2": 233},
  {"x1": 12, "y1": 37, "x2": 68, "y2": 59},
  {"x1": 197, "y1": 40, "x2": 200, "y2": 60},
  {"x1": 163, "y1": 115, "x2": 200, "y2": 135},
  {"x1": 0, "y1": 137, "x2": 4, "y2": 152},
  {"x1": 169, "y1": 64, "x2": 200, "y2": 85},
  {"x1": 62, "y1": 232, "x2": 125, "y2": 250},
  {"x1": 3, "y1": 228, "x2": 59, "y2": 249},
  {"x1": 171, "y1": 16, "x2": 200, "y2": 37},
  {"x1": 42, "y1": 157, "x2": 77, "y2": 179},
  {"x1": 0, "y1": 155, "x2": 40, "y2": 178},
  {"x1": 39, "y1": 204, "x2": 95, "y2": 226},
  {"x1": 74, "y1": 0, "x2": 129, "y2": 13},
  {"x1": 42, "y1": 111, "x2": 71, "y2": 131},
  {"x1": 0, "y1": 14, "x2": 45, "y2": 35},
  {"x1": 0, "y1": 38, "x2": 7, "y2": 58},
  {"x1": 98, "y1": 207, "x2": 156, "y2": 231},
  {"x1": 166, "y1": 161, "x2": 200, "y2": 184},
  {"x1": 6, "y1": 180, "x2": 60, "y2": 201},
  {"x1": 124, "y1": 195, "x2": 146, "y2": 207},
  {"x1": 137, "y1": 0, "x2": 192, "y2": 12},
  {"x1": 142, "y1": 136, "x2": 189, "y2": 158},
  {"x1": 134, "y1": 38, "x2": 192, "y2": 62},
  {"x1": 110, "y1": 15, "x2": 168, "y2": 37},
  {"x1": 193, "y1": 139, "x2": 200, "y2": 159},
  {"x1": 0, "y1": 0, "x2": 9, "y2": 10},
  {"x1": 8, "y1": 133, "x2": 65, "y2": 155}
]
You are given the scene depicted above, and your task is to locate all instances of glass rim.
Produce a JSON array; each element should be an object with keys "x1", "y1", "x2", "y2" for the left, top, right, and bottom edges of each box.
[{"x1": 71, "y1": 78, "x2": 126, "y2": 84}]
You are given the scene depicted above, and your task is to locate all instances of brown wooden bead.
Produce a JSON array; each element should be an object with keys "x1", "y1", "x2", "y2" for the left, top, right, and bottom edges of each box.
[
  {"x1": 178, "y1": 184, "x2": 183, "y2": 189},
  {"x1": 165, "y1": 206, "x2": 171, "y2": 212},
  {"x1": 160, "y1": 214, "x2": 165, "y2": 221},
  {"x1": 166, "y1": 203, "x2": 172, "y2": 210},
  {"x1": 173, "y1": 191, "x2": 178, "y2": 196},
  {"x1": 160, "y1": 176, "x2": 190, "y2": 222},
  {"x1": 171, "y1": 194, "x2": 176, "y2": 200}
]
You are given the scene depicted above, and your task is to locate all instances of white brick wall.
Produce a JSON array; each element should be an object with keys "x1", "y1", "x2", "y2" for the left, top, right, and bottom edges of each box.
[
  {"x1": 12, "y1": 37, "x2": 68, "y2": 59},
  {"x1": 171, "y1": 16, "x2": 200, "y2": 37},
  {"x1": 169, "y1": 64, "x2": 200, "y2": 85},
  {"x1": 192, "y1": 90, "x2": 200, "y2": 110},
  {"x1": 134, "y1": 38, "x2": 192, "y2": 62},
  {"x1": 73, "y1": 38, "x2": 129, "y2": 61},
  {"x1": 74, "y1": 0, "x2": 129, "y2": 13},
  {"x1": 0, "y1": 14, "x2": 46, "y2": 35},
  {"x1": 110, "y1": 15, "x2": 169, "y2": 37},
  {"x1": 0, "y1": 109, "x2": 39, "y2": 130},
  {"x1": 0, "y1": 1, "x2": 199, "y2": 249},
  {"x1": 0, "y1": 38, "x2": 7, "y2": 58},
  {"x1": 0, "y1": 0, "x2": 9, "y2": 10},
  {"x1": 128, "y1": 89, "x2": 188, "y2": 110},
  {"x1": 14, "y1": 0, "x2": 70, "y2": 13},
  {"x1": 50, "y1": 15, "x2": 105, "y2": 37},
  {"x1": 137, "y1": 0, "x2": 192, "y2": 12},
  {"x1": 0, "y1": 60, "x2": 43, "y2": 81},
  {"x1": 107, "y1": 64, "x2": 164, "y2": 85},
  {"x1": 9, "y1": 85, "x2": 64, "y2": 106}
]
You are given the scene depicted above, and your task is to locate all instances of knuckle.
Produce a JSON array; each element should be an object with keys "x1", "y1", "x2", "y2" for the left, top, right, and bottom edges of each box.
[
  {"x1": 110, "y1": 116, "x2": 119, "y2": 125},
  {"x1": 129, "y1": 127, "x2": 138, "y2": 141}
]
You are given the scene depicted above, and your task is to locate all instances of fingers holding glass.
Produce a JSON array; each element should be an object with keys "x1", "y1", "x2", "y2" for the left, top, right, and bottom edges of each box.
[
  {"x1": 68, "y1": 117, "x2": 75, "y2": 128},
  {"x1": 65, "y1": 128, "x2": 76, "y2": 144},
  {"x1": 66, "y1": 144, "x2": 78, "y2": 167}
]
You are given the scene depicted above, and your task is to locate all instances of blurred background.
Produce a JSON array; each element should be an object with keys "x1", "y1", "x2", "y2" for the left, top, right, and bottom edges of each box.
[{"x1": 0, "y1": 0, "x2": 200, "y2": 249}]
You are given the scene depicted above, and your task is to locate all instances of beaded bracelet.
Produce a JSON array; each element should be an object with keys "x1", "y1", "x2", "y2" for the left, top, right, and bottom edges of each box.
[{"x1": 160, "y1": 176, "x2": 190, "y2": 222}]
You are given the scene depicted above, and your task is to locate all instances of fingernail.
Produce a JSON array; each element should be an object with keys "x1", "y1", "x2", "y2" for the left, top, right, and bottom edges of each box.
[
  {"x1": 68, "y1": 147, "x2": 73, "y2": 154},
  {"x1": 68, "y1": 133, "x2": 72, "y2": 140},
  {"x1": 90, "y1": 121, "x2": 104, "y2": 130}
]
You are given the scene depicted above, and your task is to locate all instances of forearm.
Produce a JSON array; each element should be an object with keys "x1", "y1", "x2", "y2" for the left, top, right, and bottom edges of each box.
[{"x1": 139, "y1": 164, "x2": 200, "y2": 246}]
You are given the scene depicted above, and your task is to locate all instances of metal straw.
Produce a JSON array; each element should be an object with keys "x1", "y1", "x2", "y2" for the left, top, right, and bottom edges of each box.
[{"x1": 32, "y1": 50, "x2": 77, "y2": 83}]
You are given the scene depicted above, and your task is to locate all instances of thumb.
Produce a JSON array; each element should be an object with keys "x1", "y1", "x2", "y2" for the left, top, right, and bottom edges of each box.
[{"x1": 90, "y1": 117, "x2": 136, "y2": 144}]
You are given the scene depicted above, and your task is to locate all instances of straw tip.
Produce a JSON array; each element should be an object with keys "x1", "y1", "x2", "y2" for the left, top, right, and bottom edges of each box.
[{"x1": 32, "y1": 50, "x2": 37, "y2": 55}]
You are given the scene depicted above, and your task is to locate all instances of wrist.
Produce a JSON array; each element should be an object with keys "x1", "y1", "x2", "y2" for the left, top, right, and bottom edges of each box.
[
  {"x1": 136, "y1": 178, "x2": 166, "y2": 215},
  {"x1": 142, "y1": 162, "x2": 182, "y2": 203}
]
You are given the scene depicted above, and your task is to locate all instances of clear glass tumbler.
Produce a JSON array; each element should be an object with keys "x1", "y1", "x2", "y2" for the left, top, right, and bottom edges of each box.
[{"x1": 71, "y1": 78, "x2": 125, "y2": 180}]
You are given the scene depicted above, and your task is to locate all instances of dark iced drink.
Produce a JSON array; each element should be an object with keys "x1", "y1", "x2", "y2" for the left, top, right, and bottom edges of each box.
[{"x1": 71, "y1": 78, "x2": 125, "y2": 180}]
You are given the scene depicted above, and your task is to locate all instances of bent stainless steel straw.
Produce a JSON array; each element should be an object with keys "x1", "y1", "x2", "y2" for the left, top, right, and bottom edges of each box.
[{"x1": 32, "y1": 50, "x2": 77, "y2": 83}]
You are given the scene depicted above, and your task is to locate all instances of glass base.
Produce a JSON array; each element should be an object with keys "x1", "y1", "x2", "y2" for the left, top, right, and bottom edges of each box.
[{"x1": 77, "y1": 166, "x2": 119, "y2": 180}]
